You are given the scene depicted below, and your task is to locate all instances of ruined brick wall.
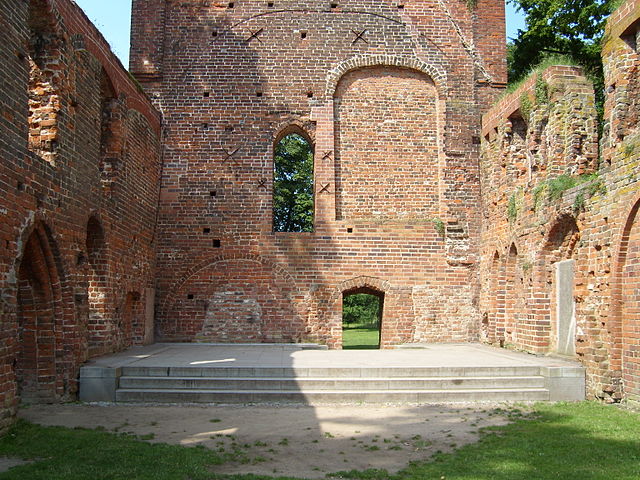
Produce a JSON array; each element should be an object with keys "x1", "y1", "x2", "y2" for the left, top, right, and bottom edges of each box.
[
  {"x1": 478, "y1": 0, "x2": 640, "y2": 401},
  {"x1": 131, "y1": 0, "x2": 506, "y2": 347},
  {"x1": 0, "y1": 0, "x2": 161, "y2": 431}
]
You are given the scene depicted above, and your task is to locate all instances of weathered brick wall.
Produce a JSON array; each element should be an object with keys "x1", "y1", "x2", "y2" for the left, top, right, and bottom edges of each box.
[
  {"x1": 0, "y1": 0, "x2": 161, "y2": 431},
  {"x1": 478, "y1": 0, "x2": 640, "y2": 401},
  {"x1": 131, "y1": 0, "x2": 506, "y2": 348}
]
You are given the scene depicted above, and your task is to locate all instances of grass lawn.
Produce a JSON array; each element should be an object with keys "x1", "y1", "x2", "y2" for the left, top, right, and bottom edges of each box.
[
  {"x1": 0, "y1": 402, "x2": 639, "y2": 479},
  {"x1": 342, "y1": 325, "x2": 380, "y2": 349}
]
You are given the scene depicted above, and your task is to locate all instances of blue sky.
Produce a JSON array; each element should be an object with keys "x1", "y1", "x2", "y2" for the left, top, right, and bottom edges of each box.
[{"x1": 75, "y1": 0, "x2": 525, "y2": 67}]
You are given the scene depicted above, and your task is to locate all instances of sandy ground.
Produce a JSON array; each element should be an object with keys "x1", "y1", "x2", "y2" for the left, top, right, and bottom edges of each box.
[{"x1": 18, "y1": 402, "x2": 522, "y2": 478}]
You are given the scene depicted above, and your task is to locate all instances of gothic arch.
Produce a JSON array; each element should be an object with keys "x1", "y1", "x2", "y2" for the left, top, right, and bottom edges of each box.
[
  {"x1": 15, "y1": 220, "x2": 66, "y2": 403},
  {"x1": 611, "y1": 195, "x2": 640, "y2": 400}
]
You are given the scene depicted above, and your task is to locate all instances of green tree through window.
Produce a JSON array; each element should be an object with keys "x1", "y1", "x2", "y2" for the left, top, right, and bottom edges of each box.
[{"x1": 273, "y1": 133, "x2": 314, "y2": 232}]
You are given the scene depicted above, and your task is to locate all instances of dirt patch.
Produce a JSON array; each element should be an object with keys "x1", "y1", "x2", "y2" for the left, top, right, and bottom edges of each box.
[
  {"x1": 20, "y1": 403, "x2": 523, "y2": 478},
  {"x1": 0, "y1": 457, "x2": 33, "y2": 473}
]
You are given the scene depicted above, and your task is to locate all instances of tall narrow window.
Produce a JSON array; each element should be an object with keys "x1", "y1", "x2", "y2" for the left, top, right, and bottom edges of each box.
[
  {"x1": 273, "y1": 132, "x2": 314, "y2": 232},
  {"x1": 27, "y1": 0, "x2": 63, "y2": 165}
]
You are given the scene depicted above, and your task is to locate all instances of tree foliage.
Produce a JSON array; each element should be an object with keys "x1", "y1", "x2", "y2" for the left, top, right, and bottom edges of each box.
[
  {"x1": 273, "y1": 133, "x2": 314, "y2": 232},
  {"x1": 343, "y1": 294, "x2": 381, "y2": 327},
  {"x1": 507, "y1": 0, "x2": 615, "y2": 118},
  {"x1": 508, "y1": 0, "x2": 613, "y2": 82}
]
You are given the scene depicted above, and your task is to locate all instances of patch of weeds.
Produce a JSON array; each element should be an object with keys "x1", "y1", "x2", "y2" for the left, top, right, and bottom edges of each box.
[
  {"x1": 414, "y1": 439, "x2": 433, "y2": 449},
  {"x1": 388, "y1": 445, "x2": 402, "y2": 450},
  {"x1": 365, "y1": 445, "x2": 380, "y2": 451},
  {"x1": 328, "y1": 468, "x2": 391, "y2": 479},
  {"x1": 209, "y1": 418, "x2": 221, "y2": 423},
  {"x1": 507, "y1": 192, "x2": 518, "y2": 222},
  {"x1": 312, "y1": 439, "x2": 319, "y2": 444},
  {"x1": 278, "y1": 438, "x2": 289, "y2": 446},
  {"x1": 432, "y1": 218, "x2": 446, "y2": 238},
  {"x1": 547, "y1": 174, "x2": 578, "y2": 201},
  {"x1": 251, "y1": 456, "x2": 267, "y2": 464},
  {"x1": 324, "y1": 432, "x2": 335, "y2": 438},
  {"x1": 253, "y1": 440, "x2": 268, "y2": 447},
  {"x1": 149, "y1": 421, "x2": 158, "y2": 427},
  {"x1": 139, "y1": 433, "x2": 155, "y2": 441},
  {"x1": 535, "y1": 75, "x2": 549, "y2": 105},
  {"x1": 573, "y1": 192, "x2": 586, "y2": 213},
  {"x1": 520, "y1": 91, "x2": 532, "y2": 121}
]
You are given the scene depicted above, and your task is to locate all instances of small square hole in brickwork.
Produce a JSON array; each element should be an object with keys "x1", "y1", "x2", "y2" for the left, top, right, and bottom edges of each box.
[
  {"x1": 397, "y1": 3, "x2": 404, "y2": 9},
  {"x1": 187, "y1": 294, "x2": 195, "y2": 300},
  {"x1": 225, "y1": 125, "x2": 234, "y2": 132},
  {"x1": 212, "y1": 30, "x2": 218, "y2": 37},
  {"x1": 203, "y1": 123, "x2": 209, "y2": 130},
  {"x1": 472, "y1": 135, "x2": 481, "y2": 145},
  {"x1": 330, "y1": 2, "x2": 338, "y2": 8},
  {"x1": 347, "y1": 227, "x2": 353, "y2": 233},
  {"x1": 256, "y1": 91, "x2": 263, "y2": 97},
  {"x1": 301, "y1": 31, "x2": 308, "y2": 39},
  {"x1": 228, "y1": 2, "x2": 234, "y2": 8},
  {"x1": 210, "y1": 190, "x2": 217, "y2": 197},
  {"x1": 307, "y1": 91, "x2": 313, "y2": 98},
  {"x1": 267, "y1": 1, "x2": 274, "y2": 6},
  {"x1": 17, "y1": 181, "x2": 25, "y2": 191},
  {"x1": 203, "y1": 227, "x2": 211, "y2": 234},
  {"x1": 203, "y1": 91, "x2": 210, "y2": 97},
  {"x1": 213, "y1": 239, "x2": 222, "y2": 248}
]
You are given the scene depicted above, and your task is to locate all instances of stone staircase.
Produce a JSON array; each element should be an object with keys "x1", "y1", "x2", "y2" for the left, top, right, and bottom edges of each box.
[{"x1": 113, "y1": 365, "x2": 556, "y2": 403}]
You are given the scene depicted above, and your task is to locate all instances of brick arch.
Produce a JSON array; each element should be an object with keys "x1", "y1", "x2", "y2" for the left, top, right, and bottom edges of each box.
[
  {"x1": 331, "y1": 276, "x2": 392, "y2": 305},
  {"x1": 326, "y1": 55, "x2": 447, "y2": 97},
  {"x1": 532, "y1": 213, "x2": 581, "y2": 353},
  {"x1": 272, "y1": 119, "x2": 316, "y2": 147},
  {"x1": 15, "y1": 220, "x2": 66, "y2": 403},
  {"x1": 611, "y1": 196, "x2": 640, "y2": 400},
  {"x1": 85, "y1": 215, "x2": 111, "y2": 355},
  {"x1": 159, "y1": 255, "x2": 304, "y2": 343}
]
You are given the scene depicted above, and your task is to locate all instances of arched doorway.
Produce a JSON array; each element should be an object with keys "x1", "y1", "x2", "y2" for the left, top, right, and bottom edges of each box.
[
  {"x1": 342, "y1": 287, "x2": 384, "y2": 349},
  {"x1": 618, "y1": 200, "x2": 640, "y2": 401},
  {"x1": 16, "y1": 223, "x2": 63, "y2": 403}
]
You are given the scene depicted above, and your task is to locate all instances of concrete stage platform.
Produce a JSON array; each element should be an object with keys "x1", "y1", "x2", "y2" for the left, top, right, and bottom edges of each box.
[{"x1": 79, "y1": 343, "x2": 586, "y2": 404}]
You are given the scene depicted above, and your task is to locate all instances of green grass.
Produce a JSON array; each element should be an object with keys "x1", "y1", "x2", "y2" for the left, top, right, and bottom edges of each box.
[
  {"x1": 342, "y1": 325, "x2": 380, "y2": 349},
  {"x1": 0, "y1": 403, "x2": 639, "y2": 479},
  {"x1": 332, "y1": 402, "x2": 640, "y2": 480}
]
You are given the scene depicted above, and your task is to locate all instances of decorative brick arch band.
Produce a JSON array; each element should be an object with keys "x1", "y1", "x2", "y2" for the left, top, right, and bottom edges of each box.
[
  {"x1": 330, "y1": 276, "x2": 392, "y2": 305},
  {"x1": 325, "y1": 55, "x2": 447, "y2": 97},
  {"x1": 160, "y1": 252, "x2": 299, "y2": 317}
]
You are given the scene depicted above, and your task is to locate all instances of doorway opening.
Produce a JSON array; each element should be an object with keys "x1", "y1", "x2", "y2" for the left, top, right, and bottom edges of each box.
[{"x1": 342, "y1": 289, "x2": 383, "y2": 349}]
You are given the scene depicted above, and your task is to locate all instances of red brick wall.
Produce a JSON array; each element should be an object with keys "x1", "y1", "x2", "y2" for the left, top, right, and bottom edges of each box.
[
  {"x1": 478, "y1": 0, "x2": 640, "y2": 401},
  {"x1": 0, "y1": 0, "x2": 161, "y2": 432},
  {"x1": 132, "y1": 0, "x2": 504, "y2": 348}
]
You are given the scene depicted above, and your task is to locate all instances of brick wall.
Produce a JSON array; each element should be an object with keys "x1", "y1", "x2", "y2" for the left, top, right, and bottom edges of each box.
[
  {"x1": 0, "y1": 0, "x2": 161, "y2": 432},
  {"x1": 130, "y1": 0, "x2": 505, "y2": 348},
  {"x1": 478, "y1": 0, "x2": 640, "y2": 401}
]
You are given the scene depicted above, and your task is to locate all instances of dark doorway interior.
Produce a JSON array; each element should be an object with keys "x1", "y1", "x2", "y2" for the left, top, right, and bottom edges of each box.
[{"x1": 342, "y1": 289, "x2": 384, "y2": 349}]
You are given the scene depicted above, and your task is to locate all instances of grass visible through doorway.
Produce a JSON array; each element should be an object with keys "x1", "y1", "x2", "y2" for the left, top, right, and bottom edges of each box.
[{"x1": 342, "y1": 293, "x2": 381, "y2": 349}]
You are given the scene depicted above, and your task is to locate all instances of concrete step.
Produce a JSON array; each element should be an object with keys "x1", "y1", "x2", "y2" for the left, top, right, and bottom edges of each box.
[
  {"x1": 120, "y1": 365, "x2": 545, "y2": 378},
  {"x1": 115, "y1": 387, "x2": 551, "y2": 404},
  {"x1": 118, "y1": 375, "x2": 546, "y2": 391}
]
